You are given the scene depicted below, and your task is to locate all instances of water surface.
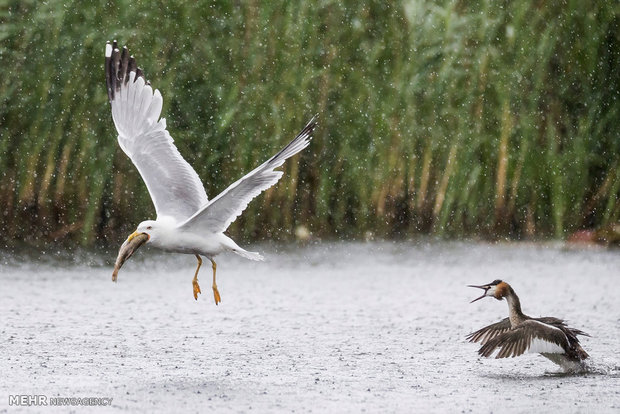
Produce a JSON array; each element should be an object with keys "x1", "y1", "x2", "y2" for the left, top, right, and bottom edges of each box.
[{"x1": 1, "y1": 241, "x2": 618, "y2": 412}]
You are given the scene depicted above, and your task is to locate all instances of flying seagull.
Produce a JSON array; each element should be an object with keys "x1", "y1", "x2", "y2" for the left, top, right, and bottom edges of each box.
[{"x1": 105, "y1": 41, "x2": 316, "y2": 304}]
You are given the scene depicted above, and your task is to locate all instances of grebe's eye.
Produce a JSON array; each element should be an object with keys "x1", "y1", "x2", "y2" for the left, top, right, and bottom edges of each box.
[{"x1": 147, "y1": 226, "x2": 152, "y2": 230}]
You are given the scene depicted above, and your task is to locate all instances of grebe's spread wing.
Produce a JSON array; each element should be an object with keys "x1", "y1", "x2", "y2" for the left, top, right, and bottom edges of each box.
[
  {"x1": 478, "y1": 320, "x2": 569, "y2": 359},
  {"x1": 534, "y1": 316, "x2": 590, "y2": 338},
  {"x1": 106, "y1": 41, "x2": 208, "y2": 221},
  {"x1": 466, "y1": 318, "x2": 511, "y2": 345}
]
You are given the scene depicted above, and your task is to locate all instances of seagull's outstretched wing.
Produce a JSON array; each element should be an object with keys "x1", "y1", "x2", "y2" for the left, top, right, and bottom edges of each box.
[
  {"x1": 478, "y1": 320, "x2": 569, "y2": 358},
  {"x1": 179, "y1": 117, "x2": 316, "y2": 233},
  {"x1": 105, "y1": 41, "x2": 208, "y2": 222}
]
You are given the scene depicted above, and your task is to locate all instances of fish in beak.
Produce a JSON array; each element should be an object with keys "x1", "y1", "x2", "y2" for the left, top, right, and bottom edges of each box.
[
  {"x1": 112, "y1": 232, "x2": 149, "y2": 281},
  {"x1": 468, "y1": 284, "x2": 492, "y2": 303}
]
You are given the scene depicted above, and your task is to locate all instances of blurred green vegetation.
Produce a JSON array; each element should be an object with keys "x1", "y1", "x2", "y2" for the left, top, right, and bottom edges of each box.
[{"x1": 0, "y1": 0, "x2": 618, "y2": 246}]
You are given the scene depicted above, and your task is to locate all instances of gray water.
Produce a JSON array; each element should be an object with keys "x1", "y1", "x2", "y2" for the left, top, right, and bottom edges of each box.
[{"x1": 1, "y1": 241, "x2": 619, "y2": 413}]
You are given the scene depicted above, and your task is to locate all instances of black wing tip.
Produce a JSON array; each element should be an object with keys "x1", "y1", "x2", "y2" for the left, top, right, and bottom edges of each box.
[
  {"x1": 298, "y1": 114, "x2": 318, "y2": 141},
  {"x1": 306, "y1": 113, "x2": 319, "y2": 130},
  {"x1": 104, "y1": 41, "x2": 150, "y2": 102}
]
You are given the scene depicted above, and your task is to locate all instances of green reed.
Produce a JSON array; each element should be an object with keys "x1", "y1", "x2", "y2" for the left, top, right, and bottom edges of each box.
[{"x1": 0, "y1": 0, "x2": 618, "y2": 246}]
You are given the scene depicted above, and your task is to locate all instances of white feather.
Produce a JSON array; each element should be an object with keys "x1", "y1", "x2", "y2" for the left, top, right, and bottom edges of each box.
[
  {"x1": 147, "y1": 90, "x2": 163, "y2": 124},
  {"x1": 525, "y1": 320, "x2": 568, "y2": 354},
  {"x1": 527, "y1": 337, "x2": 565, "y2": 354},
  {"x1": 109, "y1": 69, "x2": 208, "y2": 221},
  {"x1": 179, "y1": 119, "x2": 315, "y2": 234}
]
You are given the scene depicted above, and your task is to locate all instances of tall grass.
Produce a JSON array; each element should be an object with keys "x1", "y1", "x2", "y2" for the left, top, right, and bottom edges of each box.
[{"x1": 0, "y1": 0, "x2": 618, "y2": 246}]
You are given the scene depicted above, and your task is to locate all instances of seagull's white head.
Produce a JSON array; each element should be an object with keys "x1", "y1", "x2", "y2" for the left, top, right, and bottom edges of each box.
[
  {"x1": 132, "y1": 220, "x2": 157, "y2": 242},
  {"x1": 129, "y1": 217, "x2": 178, "y2": 246}
]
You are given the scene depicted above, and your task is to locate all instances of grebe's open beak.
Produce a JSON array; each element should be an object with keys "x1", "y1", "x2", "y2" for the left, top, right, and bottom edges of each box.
[{"x1": 468, "y1": 284, "x2": 490, "y2": 303}]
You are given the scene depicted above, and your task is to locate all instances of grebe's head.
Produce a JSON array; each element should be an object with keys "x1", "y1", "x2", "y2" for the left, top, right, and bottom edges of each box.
[{"x1": 468, "y1": 280, "x2": 510, "y2": 303}]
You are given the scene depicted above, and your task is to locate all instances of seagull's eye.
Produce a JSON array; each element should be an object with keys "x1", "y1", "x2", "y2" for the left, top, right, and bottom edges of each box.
[{"x1": 146, "y1": 226, "x2": 152, "y2": 230}]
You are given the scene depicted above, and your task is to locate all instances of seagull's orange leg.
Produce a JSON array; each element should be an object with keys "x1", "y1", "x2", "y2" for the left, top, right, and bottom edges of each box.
[
  {"x1": 210, "y1": 259, "x2": 221, "y2": 305},
  {"x1": 192, "y1": 255, "x2": 202, "y2": 300}
]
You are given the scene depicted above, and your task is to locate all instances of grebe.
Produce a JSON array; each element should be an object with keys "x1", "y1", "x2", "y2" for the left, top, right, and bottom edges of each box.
[{"x1": 467, "y1": 280, "x2": 590, "y2": 372}]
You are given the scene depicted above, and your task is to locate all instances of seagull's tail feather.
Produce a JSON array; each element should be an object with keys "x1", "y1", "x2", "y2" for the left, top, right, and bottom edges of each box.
[
  {"x1": 233, "y1": 249, "x2": 264, "y2": 261},
  {"x1": 219, "y1": 234, "x2": 263, "y2": 261}
]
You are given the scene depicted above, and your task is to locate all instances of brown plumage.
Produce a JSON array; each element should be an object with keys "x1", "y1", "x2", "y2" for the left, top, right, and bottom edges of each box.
[{"x1": 493, "y1": 281, "x2": 509, "y2": 300}]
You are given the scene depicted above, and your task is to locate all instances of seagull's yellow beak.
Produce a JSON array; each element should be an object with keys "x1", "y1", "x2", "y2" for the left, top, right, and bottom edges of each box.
[
  {"x1": 127, "y1": 231, "x2": 150, "y2": 242},
  {"x1": 113, "y1": 232, "x2": 150, "y2": 282}
]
